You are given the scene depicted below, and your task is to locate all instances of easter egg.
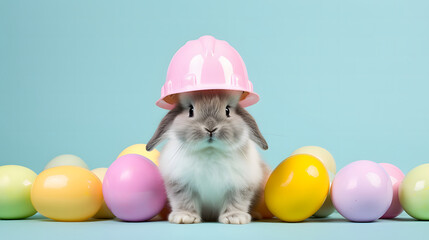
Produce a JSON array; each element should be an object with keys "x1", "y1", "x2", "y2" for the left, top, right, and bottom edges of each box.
[
  {"x1": 0, "y1": 165, "x2": 37, "y2": 219},
  {"x1": 158, "y1": 202, "x2": 172, "y2": 221},
  {"x1": 252, "y1": 174, "x2": 274, "y2": 219},
  {"x1": 91, "y1": 168, "x2": 115, "y2": 219},
  {"x1": 291, "y1": 146, "x2": 336, "y2": 218},
  {"x1": 44, "y1": 154, "x2": 88, "y2": 170},
  {"x1": 379, "y1": 163, "x2": 404, "y2": 219},
  {"x1": 291, "y1": 146, "x2": 336, "y2": 174},
  {"x1": 103, "y1": 154, "x2": 167, "y2": 221},
  {"x1": 331, "y1": 160, "x2": 392, "y2": 222},
  {"x1": 399, "y1": 164, "x2": 429, "y2": 220},
  {"x1": 31, "y1": 166, "x2": 103, "y2": 221},
  {"x1": 117, "y1": 144, "x2": 160, "y2": 166},
  {"x1": 265, "y1": 154, "x2": 329, "y2": 222},
  {"x1": 312, "y1": 187, "x2": 335, "y2": 218}
]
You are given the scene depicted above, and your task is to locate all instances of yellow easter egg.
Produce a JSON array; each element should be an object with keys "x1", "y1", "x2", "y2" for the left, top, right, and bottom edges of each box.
[
  {"x1": 91, "y1": 168, "x2": 115, "y2": 219},
  {"x1": 31, "y1": 166, "x2": 103, "y2": 222},
  {"x1": 291, "y1": 146, "x2": 336, "y2": 217},
  {"x1": 291, "y1": 146, "x2": 336, "y2": 174},
  {"x1": 117, "y1": 144, "x2": 159, "y2": 166},
  {"x1": 44, "y1": 154, "x2": 88, "y2": 170},
  {"x1": 265, "y1": 154, "x2": 329, "y2": 222}
]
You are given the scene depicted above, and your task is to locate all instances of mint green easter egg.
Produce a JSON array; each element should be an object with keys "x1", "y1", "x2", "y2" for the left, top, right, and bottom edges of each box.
[
  {"x1": 0, "y1": 165, "x2": 37, "y2": 219},
  {"x1": 399, "y1": 164, "x2": 429, "y2": 220}
]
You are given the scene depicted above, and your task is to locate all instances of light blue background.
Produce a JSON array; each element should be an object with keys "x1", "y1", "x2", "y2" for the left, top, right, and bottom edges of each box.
[
  {"x1": 1, "y1": 1, "x2": 429, "y2": 238},
  {"x1": 1, "y1": 0, "x2": 429, "y2": 174}
]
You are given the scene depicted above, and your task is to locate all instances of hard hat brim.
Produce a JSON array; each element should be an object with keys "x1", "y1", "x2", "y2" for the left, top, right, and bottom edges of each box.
[{"x1": 155, "y1": 88, "x2": 259, "y2": 110}]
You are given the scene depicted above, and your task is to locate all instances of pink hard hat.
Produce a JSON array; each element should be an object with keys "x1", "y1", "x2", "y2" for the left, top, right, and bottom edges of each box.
[{"x1": 156, "y1": 35, "x2": 259, "y2": 110}]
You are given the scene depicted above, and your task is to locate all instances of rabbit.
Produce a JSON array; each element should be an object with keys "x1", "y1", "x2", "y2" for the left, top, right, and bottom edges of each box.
[{"x1": 146, "y1": 90, "x2": 269, "y2": 224}]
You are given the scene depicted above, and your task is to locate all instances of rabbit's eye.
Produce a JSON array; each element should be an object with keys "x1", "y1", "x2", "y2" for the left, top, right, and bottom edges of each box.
[
  {"x1": 226, "y1": 105, "x2": 230, "y2": 117},
  {"x1": 189, "y1": 105, "x2": 194, "y2": 118}
]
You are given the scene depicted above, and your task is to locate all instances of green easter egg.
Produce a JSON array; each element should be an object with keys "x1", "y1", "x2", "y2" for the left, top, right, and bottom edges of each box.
[
  {"x1": 0, "y1": 165, "x2": 37, "y2": 219},
  {"x1": 399, "y1": 164, "x2": 429, "y2": 220},
  {"x1": 313, "y1": 188, "x2": 335, "y2": 218}
]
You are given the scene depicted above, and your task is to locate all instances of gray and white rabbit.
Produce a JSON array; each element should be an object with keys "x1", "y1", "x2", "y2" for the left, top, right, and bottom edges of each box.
[{"x1": 146, "y1": 90, "x2": 269, "y2": 224}]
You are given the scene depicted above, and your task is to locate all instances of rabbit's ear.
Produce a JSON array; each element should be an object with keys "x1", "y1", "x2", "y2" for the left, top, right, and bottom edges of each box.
[
  {"x1": 235, "y1": 105, "x2": 268, "y2": 150},
  {"x1": 146, "y1": 105, "x2": 183, "y2": 151}
]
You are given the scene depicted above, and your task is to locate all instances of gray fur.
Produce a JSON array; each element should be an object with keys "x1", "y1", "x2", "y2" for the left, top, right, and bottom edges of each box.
[
  {"x1": 167, "y1": 180, "x2": 202, "y2": 223},
  {"x1": 147, "y1": 90, "x2": 269, "y2": 224},
  {"x1": 235, "y1": 106, "x2": 268, "y2": 150},
  {"x1": 146, "y1": 104, "x2": 183, "y2": 151}
]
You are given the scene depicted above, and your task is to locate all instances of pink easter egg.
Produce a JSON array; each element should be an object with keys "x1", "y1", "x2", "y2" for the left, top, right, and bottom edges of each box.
[
  {"x1": 379, "y1": 163, "x2": 405, "y2": 219},
  {"x1": 103, "y1": 154, "x2": 167, "y2": 221}
]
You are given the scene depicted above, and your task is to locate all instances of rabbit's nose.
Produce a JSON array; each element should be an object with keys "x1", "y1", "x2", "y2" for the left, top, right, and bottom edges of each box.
[{"x1": 205, "y1": 128, "x2": 218, "y2": 137}]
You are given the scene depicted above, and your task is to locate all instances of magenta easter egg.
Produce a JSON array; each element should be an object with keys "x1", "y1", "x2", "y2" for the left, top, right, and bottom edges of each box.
[
  {"x1": 379, "y1": 163, "x2": 404, "y2": 219},
  {"x1": 331, "y1": 160, "x2": 393, "y2": 222},
  {"x1": 103, "y1": 154, "x2": 167, "y2": 221}
]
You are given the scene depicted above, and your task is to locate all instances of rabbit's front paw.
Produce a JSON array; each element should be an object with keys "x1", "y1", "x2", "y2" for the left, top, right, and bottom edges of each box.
[
  {"x1": 219, "y1": 211, "x2": 251, "y2": 224},
  {"x1": 168, "y1": 211, "x2": 202, "y2": 224}
]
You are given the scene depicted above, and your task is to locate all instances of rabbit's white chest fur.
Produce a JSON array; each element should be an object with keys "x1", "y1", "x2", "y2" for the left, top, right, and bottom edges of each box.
[
  {"x1": 146, "y1": 91, "x2": 269, "y2": 223},
  {"x1": 159, "y1": 138, "x2": 263, "y2": 218}
]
